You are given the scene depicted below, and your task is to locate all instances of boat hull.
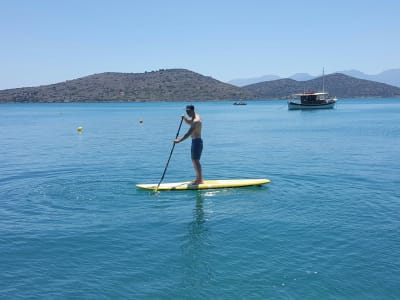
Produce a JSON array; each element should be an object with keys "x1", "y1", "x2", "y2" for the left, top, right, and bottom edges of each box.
[{"x1": 288, "y1": 100, "x2": 336, "y2": 110}]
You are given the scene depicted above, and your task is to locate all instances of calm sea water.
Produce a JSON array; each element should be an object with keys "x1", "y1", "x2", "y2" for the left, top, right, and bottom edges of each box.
[{"x1": 1, "y1": 99, "x2": 400, "y2": 299}]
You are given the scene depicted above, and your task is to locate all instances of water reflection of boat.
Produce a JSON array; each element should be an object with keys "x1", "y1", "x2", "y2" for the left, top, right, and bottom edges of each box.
[
  {"x1": 233, "y1": 101, "x2": 247, "y2": 105},
  {"x1": 288, "y1": 92, "x2": 336, "y2": 110}
]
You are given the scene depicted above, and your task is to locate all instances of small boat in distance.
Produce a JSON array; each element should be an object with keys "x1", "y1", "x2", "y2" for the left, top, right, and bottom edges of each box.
[
  {"x1": 233, "y1": 101, "x2": 247, "y2": 105},
  {"x1": 288, "y1": 92, "x2": 337, "y2": 110}
]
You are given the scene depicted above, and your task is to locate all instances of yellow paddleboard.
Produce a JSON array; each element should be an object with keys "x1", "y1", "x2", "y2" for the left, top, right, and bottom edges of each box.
[{"x1": 136, "y1": 178, "x2": 270, "y2": 191}]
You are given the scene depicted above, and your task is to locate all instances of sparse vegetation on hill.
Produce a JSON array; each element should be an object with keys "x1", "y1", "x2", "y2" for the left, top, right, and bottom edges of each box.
[
  {"x1": 243, "y1": 73, "x2": 400, "y2": 99},
  {"x1": 0, "y1": 69, "x2": 253, "y2": 103},
  {"x1": 1, "y1": 69, "x2": 399, "y2": 103}
]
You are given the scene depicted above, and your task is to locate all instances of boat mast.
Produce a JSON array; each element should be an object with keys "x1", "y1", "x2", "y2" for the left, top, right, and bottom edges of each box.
[{"x1": 322, "y1": 67, "x2": 325, "y2": 94}]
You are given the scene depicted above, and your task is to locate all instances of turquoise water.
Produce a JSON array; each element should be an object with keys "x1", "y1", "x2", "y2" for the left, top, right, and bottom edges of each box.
[{"x1": 1, "y1": 99, "x2": 400, "y2": 299}]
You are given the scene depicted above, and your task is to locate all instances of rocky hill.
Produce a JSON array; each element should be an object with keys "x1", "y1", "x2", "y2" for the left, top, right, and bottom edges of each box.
[
  {"x1": 243, "y1": 73, "x2": 400, "y2": 99},
  {"x1": 1, "y1": 70, "x2": 400, "y2": 103},
  {"x1": 0, "y1": 69, "x2": 253, "y2": 103}
]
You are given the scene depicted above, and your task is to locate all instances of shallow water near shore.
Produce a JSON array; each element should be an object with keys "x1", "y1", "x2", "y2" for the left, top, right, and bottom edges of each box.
[{"x1": 1, "y1": 99, "x2": 400, "y2": 299}]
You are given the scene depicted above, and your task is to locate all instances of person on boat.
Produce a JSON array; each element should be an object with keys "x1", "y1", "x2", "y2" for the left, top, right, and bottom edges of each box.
[{"x1": 174, "y1": 105, "x2": 203, "y2": 184}]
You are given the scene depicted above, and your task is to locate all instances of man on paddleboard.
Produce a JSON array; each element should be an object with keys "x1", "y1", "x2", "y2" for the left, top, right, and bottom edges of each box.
[{"x1": 174, "y1": 105, "x2": 203, "y2": 184}]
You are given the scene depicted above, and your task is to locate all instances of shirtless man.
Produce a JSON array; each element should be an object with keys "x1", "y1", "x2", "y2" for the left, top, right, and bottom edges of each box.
[{"x1": 174, "y1": 105, "x2": 203, "y2": 184}]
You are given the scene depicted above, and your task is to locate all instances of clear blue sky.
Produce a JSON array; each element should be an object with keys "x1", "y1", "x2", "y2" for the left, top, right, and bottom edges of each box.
[{"x1": 1, "y1": 0, "x2": 399, "y2": 89}]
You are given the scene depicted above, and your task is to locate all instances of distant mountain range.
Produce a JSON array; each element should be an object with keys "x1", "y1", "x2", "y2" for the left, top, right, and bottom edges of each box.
[
  {"x1": 229, "y1": 68, "x2": 400, "y2": 87},
  {"x1": 0, "y1": 69, "x2": 399, "y2": 103}
]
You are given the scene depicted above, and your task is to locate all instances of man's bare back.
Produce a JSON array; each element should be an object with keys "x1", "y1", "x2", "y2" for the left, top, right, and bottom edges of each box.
[{"x1": 189, "y1": 113, "x2": 202, "y2": 139}]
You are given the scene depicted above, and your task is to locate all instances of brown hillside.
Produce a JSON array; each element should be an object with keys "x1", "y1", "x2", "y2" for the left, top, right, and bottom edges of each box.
[{"x1": 0, "y1": 69, "x2": 254, "y2": 103}]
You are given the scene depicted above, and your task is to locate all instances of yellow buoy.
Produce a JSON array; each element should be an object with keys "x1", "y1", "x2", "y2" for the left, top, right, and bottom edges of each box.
[{"x1": 77, "y1": 126, "x2": 83, "y2": 133}]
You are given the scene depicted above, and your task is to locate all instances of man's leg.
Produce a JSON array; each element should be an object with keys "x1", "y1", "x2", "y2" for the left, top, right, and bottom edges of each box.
[{"x1": 192, "y1": 159, "x2": 203, "y2": 184}]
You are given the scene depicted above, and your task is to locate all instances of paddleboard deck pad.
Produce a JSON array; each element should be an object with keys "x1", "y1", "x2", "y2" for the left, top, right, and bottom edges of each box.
[{"x1": 136, "y1": 178, "x2": 270, "y2": 191}]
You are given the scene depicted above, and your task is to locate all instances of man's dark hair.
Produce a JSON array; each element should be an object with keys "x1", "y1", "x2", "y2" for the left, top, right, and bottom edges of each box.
[{"x1": 186, "y1": 105, "x2": 195, "y2": 110}]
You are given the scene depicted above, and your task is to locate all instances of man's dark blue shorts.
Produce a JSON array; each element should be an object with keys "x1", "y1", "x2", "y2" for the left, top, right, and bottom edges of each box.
[{"x1": 191, "y1": 138, "x2": 203, "y2": 160}]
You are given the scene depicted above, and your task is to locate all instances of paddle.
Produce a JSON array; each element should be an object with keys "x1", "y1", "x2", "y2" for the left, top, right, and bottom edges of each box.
[{"x1": 154, "y1": 117, "x2": 184, "y2": 192}]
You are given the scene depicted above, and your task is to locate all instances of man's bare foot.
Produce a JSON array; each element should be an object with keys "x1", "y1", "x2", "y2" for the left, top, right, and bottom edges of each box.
[{"x1": 191, "y1": 179, "x2": 203, "y2": 185}]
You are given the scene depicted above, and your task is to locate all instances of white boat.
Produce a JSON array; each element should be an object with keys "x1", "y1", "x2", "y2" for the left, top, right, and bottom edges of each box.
[
  {"x1": 288, "y1": 68, "x2": 337, "y2": 110},
  {"x1": 288, "y1": 92, "x2": 337, "y2": 110}
]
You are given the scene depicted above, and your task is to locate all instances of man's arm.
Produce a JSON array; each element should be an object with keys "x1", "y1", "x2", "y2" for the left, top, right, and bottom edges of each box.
[
  {"x1": 175, "y1": 123, "x2": 195, "y2": 143},
  {"x1": 182, "y1": 115, "x2": 192, "y2": 125}
]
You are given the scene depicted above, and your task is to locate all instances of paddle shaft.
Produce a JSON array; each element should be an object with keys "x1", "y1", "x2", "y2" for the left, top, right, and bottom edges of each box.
[{"x1": 155, "y1": 117, "x2": 184, "y2": 191}]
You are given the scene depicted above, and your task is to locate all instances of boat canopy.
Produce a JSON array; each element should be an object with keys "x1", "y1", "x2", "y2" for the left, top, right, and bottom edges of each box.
[{"x1": 294, "y1": 92, "x2": 328, "y2": 96}]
